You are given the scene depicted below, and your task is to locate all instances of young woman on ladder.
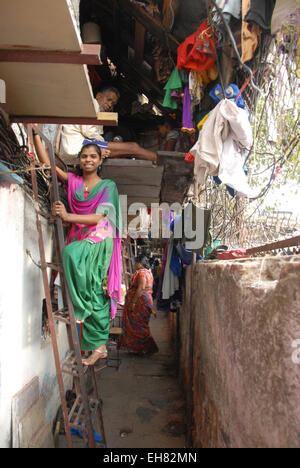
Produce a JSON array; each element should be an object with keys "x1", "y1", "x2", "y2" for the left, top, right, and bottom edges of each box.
[{"x1": 33, "y1": 132, "x2": 122, "y2": 366}]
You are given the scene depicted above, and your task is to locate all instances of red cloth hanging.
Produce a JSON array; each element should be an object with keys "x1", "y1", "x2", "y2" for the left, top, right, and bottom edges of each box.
[
  {"x1": 177, "y1": 20, "x2": 217, "y2": 72},
  {"x1": 185, "y1": 152, "x2": 195, "y2": 162}
]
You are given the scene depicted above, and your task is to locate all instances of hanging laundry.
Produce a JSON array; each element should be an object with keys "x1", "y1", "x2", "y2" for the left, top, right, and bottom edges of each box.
[
  {"x1": 170, "y1": 245, "x2": 182, "y2": 277},
  {"x1": 190, "y1": 99, "x2": 254, "y2": 198},
  {"x1": 175, "y1": 244, "x2": 204, "y2": 265},
  {"x1": 209, "y1": 83, "x2": 250, "y2": 196},
  {"x1": 213, "y1": 175, "x2": 236, "y2": 197},
  {"x1": 189, "y1": 65, "x2": 219, "y2": 105},
  {"x1": 162, "y1": 0, "x2": 180, "y2": 31},
  {"x1": 182, "y1": 85, "x2": 195, "y2": 134},
  {"x1": 271, "y1": 0, "x2": 299, "y2": 34},
  {"x1": 189, "y1": 71, "x2": 204, "y2": 105},
  {"x1": 207, "y1": 63, "x2": 219, "y2": 82},
  {"x1": 215, "y1": 0, "x2": 242, "y2": 21},
  {"x1": 172, "y1": 0, "x2": 207, "y2": 43},
  {"x1": 217, "y1": 249, "x2": 247, "y2": 259},
  {"x1": 197, "y1": 112, "x2": 210, "y2": 132},
  {"x1": 162, "y1": 236, "x2": 180, "y2": 300},
  {"x1": 177, "y1": 20, "x2": 217, "y2": 72},
  {"x1": 173, "y1": 204, "x2": 212, "y2": 255},
  {"x1": 162, "y1": 67, "x2": 182, "y2": 109},
  {"x1": 244, "y1": 0, "x2": 276, "y2": 32},
  {"x1": 241, "y1": 0, "x2": 261, "y2": 63},
  {"x1": 209, "y1": 83, "x2": 246, "y2": 109}
]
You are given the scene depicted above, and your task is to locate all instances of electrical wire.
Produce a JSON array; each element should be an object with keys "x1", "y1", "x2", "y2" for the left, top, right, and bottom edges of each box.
[{"x1": 206, "y1": 0, "x2": 265, "y2": 96}]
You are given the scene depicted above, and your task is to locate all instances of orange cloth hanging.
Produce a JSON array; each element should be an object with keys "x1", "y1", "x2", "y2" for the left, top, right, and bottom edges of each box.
[{"x1": 241, "y1": 0, "x2": 261, "y2": 63}]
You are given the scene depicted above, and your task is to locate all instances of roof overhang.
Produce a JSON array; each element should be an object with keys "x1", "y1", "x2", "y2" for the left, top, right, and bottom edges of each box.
[{"x1": 0, "y1": 0, "x2": 117, "y2": 126}]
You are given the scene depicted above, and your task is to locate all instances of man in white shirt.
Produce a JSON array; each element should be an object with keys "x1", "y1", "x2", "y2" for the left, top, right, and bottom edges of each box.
[{"x1": 55, "y1": 85, "x2": 157, "y2": 162}]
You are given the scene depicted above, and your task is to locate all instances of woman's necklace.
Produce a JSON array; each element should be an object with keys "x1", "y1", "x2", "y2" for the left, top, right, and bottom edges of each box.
[{"x1": 84, "y1": 177, "x2": 101, "y2": 192}]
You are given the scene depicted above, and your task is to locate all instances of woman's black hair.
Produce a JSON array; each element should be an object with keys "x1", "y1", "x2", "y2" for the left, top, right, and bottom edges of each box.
[
  {"x1": 135, "y1": 255, "x2": 151, "y2": 270},
  {"x1": 76, "y1": 143, "x2": 103, "y2": 177}
]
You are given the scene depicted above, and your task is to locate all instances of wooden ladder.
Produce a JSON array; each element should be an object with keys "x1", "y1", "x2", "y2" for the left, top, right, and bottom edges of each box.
[{"x1": 27, "y1": 125, "x2": 106, "y2": 449}]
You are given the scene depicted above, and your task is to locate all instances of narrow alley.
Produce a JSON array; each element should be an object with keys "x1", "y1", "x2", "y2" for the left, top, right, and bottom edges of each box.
[
  {"x1": 99, "y1": 309, "x2": 186, "y2": 449},
  {"x1": 0, "y1": 0, "x2": 299, "y2": 452}
]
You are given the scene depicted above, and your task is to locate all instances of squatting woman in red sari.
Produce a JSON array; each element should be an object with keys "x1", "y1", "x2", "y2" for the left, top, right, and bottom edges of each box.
[
  {"x1": 33, "y1": 133, "x2": 122, "y2": 366},
  {"x1": 119, "y1": 256, "x2": 158, "y2": 355}
]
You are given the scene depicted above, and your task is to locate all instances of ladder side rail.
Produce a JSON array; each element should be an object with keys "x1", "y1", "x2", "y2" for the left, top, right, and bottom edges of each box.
[
  {"x1": 38, "y1": 126, "x2": 96, "y2": 448},
  {"x1": 29, "y1": 125, "x2": 95, "y2": 448},
  {"x1": 27, "y1": 126, "x2": 73, "y2": 448}
]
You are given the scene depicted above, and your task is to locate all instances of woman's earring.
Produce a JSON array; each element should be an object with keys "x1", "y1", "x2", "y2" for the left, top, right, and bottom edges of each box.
[{"x1": 97, "y1": 165, "x2": 102, "y2": 176}]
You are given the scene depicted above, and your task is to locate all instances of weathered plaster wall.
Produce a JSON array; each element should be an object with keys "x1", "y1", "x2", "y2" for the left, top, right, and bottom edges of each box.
[
  {"x1": 176, "y1": 257, "x2": 300, "y2": 448},
  {"x1": 0, "y1": 182, "x2": 71, "y2": 448}
]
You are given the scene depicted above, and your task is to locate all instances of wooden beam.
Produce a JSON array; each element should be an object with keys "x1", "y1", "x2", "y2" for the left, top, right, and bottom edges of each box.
[
  {"x1": 62, "y1": 158, "x2": 154, "y2": 168},
  {"x1": 0, "y1": 44, "x2": 102, "y2": 65},
  {"x1": 103, "y1": 159, "x2": 154, "y2": 168},
  {"x1": 94, "y1": 0, "x2": 179, "y2": 53},
  {"x1": 10, "y1": 115, "x2": 118, "y2": 126},
  {"x1": 113, "y1": 0, "x2": 121, "y2": 61},
  {"x1": 97, "y1": 112, "x2": 118, "y2": 125},
  {"x1": 246, "y1": 236, "x2": 300, "y2": 256},
  {"x1": 119, "y1": 0, "x2": 179, "y2": 53},
  {"x1": 134, "y1": 21, "x2": 146, "y2": 66}
]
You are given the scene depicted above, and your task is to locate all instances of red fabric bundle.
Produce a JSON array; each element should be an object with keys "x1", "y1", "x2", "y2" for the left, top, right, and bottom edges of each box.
[{"x1": 177, "y1": 20, "x2": 217, "y2": 72}]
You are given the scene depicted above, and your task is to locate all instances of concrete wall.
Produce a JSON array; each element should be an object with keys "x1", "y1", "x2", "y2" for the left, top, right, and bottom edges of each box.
[
  {"x1": 0, "y1": 182, "x2": 71, "y2": 448},
  {"x1": 176, "y1": 256, "x2": 300, "y2": 448}
]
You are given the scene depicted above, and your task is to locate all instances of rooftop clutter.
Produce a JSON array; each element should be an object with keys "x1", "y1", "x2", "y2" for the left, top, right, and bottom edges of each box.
[{"x1": 155, "y1": 0, "x2": 279, "y2": 199}]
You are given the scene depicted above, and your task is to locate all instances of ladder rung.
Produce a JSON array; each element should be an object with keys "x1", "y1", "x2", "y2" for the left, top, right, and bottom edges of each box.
[
  {"x1": 109, "y1": 327, "x2": 123, "y2": 336},
  {"x1": 68, "y1": 395, "x2": 82, "y2": 423},
  {"x1": 69, "y1": 397, "x2": 100, "y2": 428},
  {"x1": 56, "y1": 307, "x2": 68, "y2": 314},
  {"x1": 45, "y1": 262, "x2": 63, "y2": 272},
  {"x1": 94, "y1": 363, "x2": 108, "y2": 373},
  {"x1": 74, "y1": 401, "x2": 85, "y2": 426},
  {"x1": 54, "y1": 315, "x2": 70, "y2": 325},
  {"x1": 61, "y1": 351, "x2": 77, "y2": 371},
  {"x1": 36, "y1": 209, "x2": 53, "y2": 220},
  {"x1": 62, "y1": 368, "x2": 78, "y2": 377},
  {"x1": 61, "y1": 351, "x2": 89, "y2": 377},
  {"x1": 53, "y1": 307, "x2": 70, "y2": 324}
]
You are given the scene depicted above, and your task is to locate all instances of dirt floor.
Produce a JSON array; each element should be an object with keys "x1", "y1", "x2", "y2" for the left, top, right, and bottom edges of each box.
[{"x1": 98, "y1": 309, "x2": 187, "y2": 449}]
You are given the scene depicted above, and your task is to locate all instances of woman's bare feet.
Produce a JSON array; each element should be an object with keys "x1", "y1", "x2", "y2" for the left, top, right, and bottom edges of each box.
[{"x1": 82, "y1": 345, "x2": 108, "y2": 366}]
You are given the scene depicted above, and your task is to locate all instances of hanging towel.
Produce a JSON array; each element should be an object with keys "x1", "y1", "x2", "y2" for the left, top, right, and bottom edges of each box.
[
  {"x1": 182, "y1": 84, "x2": 195, "y2": 134},
  {"x1": 163, "y1": 67, "x2": 182, "y2": 109}
]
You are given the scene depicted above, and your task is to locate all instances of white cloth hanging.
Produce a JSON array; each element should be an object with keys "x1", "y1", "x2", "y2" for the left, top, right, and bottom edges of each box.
[
  {"x1": 55, "y1": 99, "x2": 105, "y2": 160},
  {"x1": 191, "y1": 99, "x2": 254, "y2": 198}
]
